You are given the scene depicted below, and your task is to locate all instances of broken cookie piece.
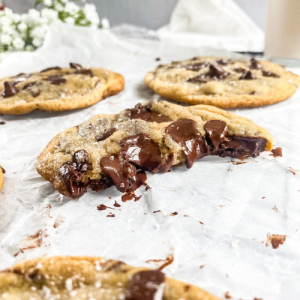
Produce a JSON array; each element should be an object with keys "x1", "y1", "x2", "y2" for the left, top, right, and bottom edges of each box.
[{"x1": 36, "y1": 100, "x2": 273, "y2": 198}]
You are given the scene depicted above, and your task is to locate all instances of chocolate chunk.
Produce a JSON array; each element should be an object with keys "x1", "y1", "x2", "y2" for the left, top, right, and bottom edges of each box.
[
  {"x1": 187, "y1": 76, "x2": 207, "y2": 83},
  {"x1": 128, "y1": 103, "x2": 172, "y2": 123},
  {"x1": 46, "y1": 75, "x2": 66, "y2": 85},
  {"x1": 2, "y1": 82, "x2": 19, "y2": 98},
  {"x1": 216, "y1": 59, "x2": 229, "y2": 66},
  {"x1": 207, "y1": 64, "x2": 227, "y2": 78},
  {"x1": 13, "y1": 73, "x2": 31, "y2": 84},
  {"x1": 262, "y1": 70, "x2": 279, "y2": 78},
  {"x1": 120, "y1": 133, "x2": 162, "y2": 172},
  {"x1": 70, "y1": 62, "x2": 83, "y2": 69},
  {"x1": 166, "y1": 119, "x2": 207, "y2": 169},
  {"x1": 88, "y1": 176, "x2": 114, "y2": 192},
  {"x1": 249, "y1": 58, "x2": 262, "y2": 70},
  {"x1": 219, "y1": 136, "x2": 267, "y2": 158},
  {"x1": 74, "y1": 69, "x2": 93, "y2": 77},
  {"x1": 270, "y1": 147, "x2": 282, "y2": 157},
  {"x1": 96, "y1": 128, "x2": 117, "y2": 142},
  {"x1": 240, "y1": 71, "x2": 256, "y2": 80},
  {"x1": 41, "y1": 66, "x2": 62, "y2": 73},
  {"x1": 1, "y1": 166, "x2": 5, "y2": 173},
  {"x1": 59, "y1": 162, "x2": 87, "y2": 198},
  {"x1": 73, "y1": 149, "x2": 89, "y2": 173},
  {"x1": 204, "y1": 120, "x2": 228, "y2": 149},
  {"x1": 185, "y1": 62, "x2": 209, "y2": 71},
  {"x1": 0, "y1": 121, "x2": 5, "y2": 125},
  {"x1": 125, "y1": 270, "x2": 165, "y2": 300},
  {"x1": 100, "y1": 153, "x2": 147, "y2": 193},
  {"x1": 23, "y1": 81, "x2": 41, "y2": 97},
  {"x1": 233, "y1": 67, "x2": 246, "y2": 73}
]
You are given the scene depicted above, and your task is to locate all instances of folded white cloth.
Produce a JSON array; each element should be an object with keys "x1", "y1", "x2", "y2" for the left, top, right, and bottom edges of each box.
[{"x1": 158, "y1": 0, "x2": 264, "y2": 52}]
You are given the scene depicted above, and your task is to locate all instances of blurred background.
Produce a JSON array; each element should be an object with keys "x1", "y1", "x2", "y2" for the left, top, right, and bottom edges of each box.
[{"x1": 3, "y1": 0, "x2": 267, "y2": 30}]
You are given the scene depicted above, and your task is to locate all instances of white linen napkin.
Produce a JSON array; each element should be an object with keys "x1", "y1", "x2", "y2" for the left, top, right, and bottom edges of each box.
[{"x1": 158, "y1": 0, "x2": 264, "y2": 52}]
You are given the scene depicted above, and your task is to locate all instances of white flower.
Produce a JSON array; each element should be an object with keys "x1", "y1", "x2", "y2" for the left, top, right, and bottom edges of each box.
[
  {"x1": 4, "y1": 8, "x2": 13, "y2": 17},
  {"x1": 18, "y1": 22, "x2": 28, "y2": 32},
  {"x1": 101, "y1": 18, "x2": 110, "y2": 29},
  {"x1": 1, "y1": 34, "x2": 12, "y2": 45},
  {"x1": 84, "y1": 4, "x2": 99, "y2": 26},
  {"x1": 31, "y1": 25, "x2": 48, "y2": 39},
  {"x1": 28, "y1": 9, "x2": 40, "y2": 19},
  {"x1": 41, "y1": 8, "x2": 58, "y2": 24},
  {"x1": 0, "y1": 16, "x2": 12, "y2": 26},
  {"x1": 65, "y1": 2, "x2": 80, "y2": 14},
  {"x1": 65, "y1": 17, "x2": 74, "y2": 25},
  {"x1": 12, "y1": 37, "x2": 25, "y2": 50},
  {"x1": 44, "y1": 0, "x2": 53, "y2": 6},
  {"x1": 61, "y1": 0, "x2": 68, "y2": 3},
  {"x1": 2, "y1": 25, "x2": 14, "y2": 35},
  {"x1": 54, "y1": 3, "x2": 64, "y2": 12},
  {"x1": 32, "y1": 37, "x2": 43, "y2": 47},
  {"x1": 12, "y1": 13, "x2": 21, "y2": 23}
]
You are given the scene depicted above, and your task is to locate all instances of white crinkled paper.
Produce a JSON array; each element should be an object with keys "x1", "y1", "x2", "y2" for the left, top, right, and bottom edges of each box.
[{"x1": 1, "y1": 23, "x2": 300, "y2": 300}]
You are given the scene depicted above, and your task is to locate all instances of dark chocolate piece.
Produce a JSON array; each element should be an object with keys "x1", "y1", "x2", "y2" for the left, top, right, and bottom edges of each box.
[
  {"x1": 120, "y1": 133, "x2": 162, "y2": 172},
  {"x1": 216, "y1": 59, "x2": 229, "y2": 66},
  {"x1": 270, "y1": 147, "x2": 282, "y2": 157},
  {"x1": 88, "y1": 176, "x2": 114, "y2": 192},
  {"x1": 70, "y1": 63, "x2": 82, "y2": 69},
  {"x1": 73, "y1": 149, "x2": 89, "y2": 173},
  {"x1": 1, "y1": 166, "x2": 5, "y2": 173},
  {"x1": 2, "y1": 82, "x2": 19, "y2": 98},
  {"x1": 59, "y1": 162, "x2": 87, "y2": 198},
  {"x1": 0, "y1": 121, "x2": 5, "y2": 125},
  {"x1": 166, "y1": 119, "x2": 207, "y2": 168},
  {"x1": 233, "y1": 67, "x2": 246, "y2": 73},
  {"x1": 184, "y1": 62, "x2": 209, "y2": 71},
  {"x1": 207, "y1": 64, "x2": 227, "y2": 79},
  {"x1": 155, "y1": 58, "x2": 161, "y2": 61},
  {"x1": 96, "y1": 128, "x2": 117, "y2": 142},
  {"x1": 249, "y1": 58, "x2": 262, "y2": 70},
  {"x1": 107, "y1": 214, "x2": 115, "y2": 217},
  {"x1": 23, "y1": 81, "x2": 41, "y2": 97},
  {"x1": 97, "y1": 204, "x2": 108, "y2": 210},
  {"x1": 74, "y1": 69, "x2": 93, "y2": 77},
  {"x1": 41, "y1": 66, "x2": 62, "y2": 73},
  {"x1": 125, "y1": 270, "x2": 165, "y2": 300},
  {"x1": 219, "y1": 136, "x2": 267, "y2": 158},
  {"x1": 204, "y1": 120, "x2": 228, "y2": 149},
  {"x1": 46, "y1": 75, "x2": 66, "y2": 85},
  {"x1": 128, "y1": 103, "x2": 172, "y2": 123},
  {"x1": 114, "y1": 201, "x2": 121, "y2": 207},
  {"x1": 187, "y1": 76, "x2": 207, "y2": 83},
  {"x1": 262, "y1": 70, "x2": 279, "y2": 78},
  {"x1": 240, "y1": 71, "x2": 256, "y2": 80},
  {"x1": 100, "y1": 153, "x2": 147, "y2": 193}
]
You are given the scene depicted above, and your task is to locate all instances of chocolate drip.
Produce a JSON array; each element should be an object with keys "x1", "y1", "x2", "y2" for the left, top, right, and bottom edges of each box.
[
  {"x1": 262, "y1": 70, "x2": 279, "y2": 78},
  {"x1": 204, "y1": 120, "x2": 228, "y2": 149},
  {"x1": 156, "y1": 154, "x2": 174, "y2": 173},
  {"x1": 184, "y1": 62, "x2": 209, "y2": 71},
  {"x1": 59, "y1": 162, "x2": 87, "y2": 198},
  {"x1": 120, "y1": 133, "x2": 162, "y2": 172},
  {"x1": 41, "y1": 66, "x2": 62, "y2": 73},
  {"x1": 125, "y1": 270, "x2": 165, "y2": 300},
  {"x1": 2, "y1": 82, "x2": 19, "y2": 98},
  {"x1": 96, "y1": 128, "x2": 117, "y2": 142},
  {"x1": 70, "y1": 62, "x2": 82, "y2": 69},
  {"x1": 74, "y1": 69, "x2": 93, "y2": 77},
  {"x1": 73, "y1": 149, "x2": 89, "y2": 173},
  {"x1": 249, "y1": 58, "x2": 262, "y2": 70},
  {"x1": 46, "y1": 75, "x2": 66, "y2": 85},
  {"x1": 100, "y1": 153, "x2": 147, "y2": 193},
  {"x1": 166, "y1": 119, "x2": 207, "y2": 169},
  {"x1": 128, "y1": 103, "x2": 172, "y2": 123},
  {"x1": 240, "y1": 71, "x2": 256, "y2": 80}
]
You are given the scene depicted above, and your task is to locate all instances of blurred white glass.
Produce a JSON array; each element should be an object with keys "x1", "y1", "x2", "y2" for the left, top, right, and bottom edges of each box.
[{"x1": 265, "y1": 0, "x2": 300, "y2": 65}]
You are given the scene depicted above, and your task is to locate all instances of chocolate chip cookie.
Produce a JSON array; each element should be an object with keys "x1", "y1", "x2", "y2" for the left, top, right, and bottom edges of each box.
[
  {"x1": 36, "y1": 100, "x2": 273, "y2": 199},
  {"x1": 0, "y1": 165, "x2": 4, "y2": 191},
  {"x1": 0, "y1": 256, "x2": 220, "y2": 300},
  {"x1": 144, "y1": 57, "x2": 300, "y2": 108},
  {"x1": 0, "y1": 63, "x2": 124, "y2": 115}
]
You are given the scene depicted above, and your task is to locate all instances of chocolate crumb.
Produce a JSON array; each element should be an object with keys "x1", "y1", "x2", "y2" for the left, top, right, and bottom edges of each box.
[
  {"x1": 270, "y1": 147, "x2": 282, "y2": 157},
  {"x1": 0, "y1": 121, "x2": 5, "y2": 125},
  {"x1": 199, "y1": 221, "x2": 204, "y2": 225},
  {"x1": 114, "y1": 201, "x2": 121, "y2": 207},
  {"x1": 153, "y1": 210, "x2": 161, "y2": 213},
  {"x1": 266, "y1": 233, "x2": 286, "y2": 249},
  {"x1": 97, "y1": 204, "x2": 114, "y2": 211},
  {"x1": 200, "y1": 265, "x2": 205, "y2": 269},
  {"x1": 155, "y1": 57, "x2": 161, "y2": 61},
  {"x1": 107, "y1": 214, "x2": 115, "y2": 218},
  {"x1": 224, "y1": 291, "x2": 232, "y2": 299},
  {"x1": 1, "y1": 166, "x2": 5, "y2": 173},
  {"x1": 170, "y1": 212, "x2": 178, "y2": 216},
  {"x1": 272, "y1": 205, "x2": 278, "y2": 213}
]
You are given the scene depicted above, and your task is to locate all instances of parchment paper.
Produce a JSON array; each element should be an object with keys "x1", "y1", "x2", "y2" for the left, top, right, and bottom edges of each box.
[{"x1": 1, "y1": 22, "x2": 300, "y2": 300}]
